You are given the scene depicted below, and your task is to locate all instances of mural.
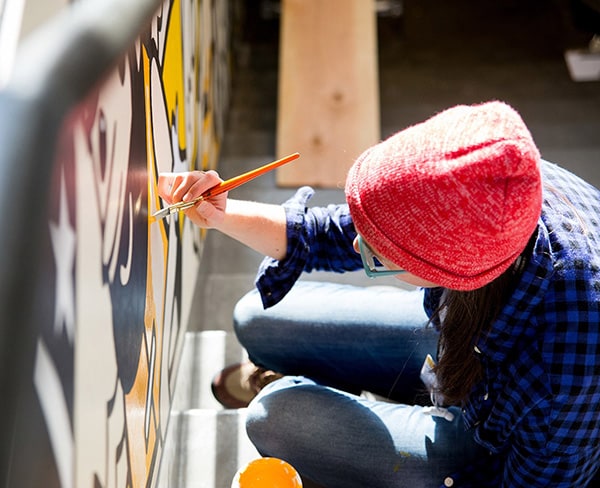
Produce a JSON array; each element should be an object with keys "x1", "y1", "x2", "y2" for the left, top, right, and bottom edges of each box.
[{"x1": 10, "y1": 0, "x2": 231, "y2": 487}]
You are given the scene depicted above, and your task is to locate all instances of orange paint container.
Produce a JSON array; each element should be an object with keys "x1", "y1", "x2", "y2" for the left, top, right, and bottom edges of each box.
[{"x1": 231, "y1": 457, "x2": 303, "y2": 488}]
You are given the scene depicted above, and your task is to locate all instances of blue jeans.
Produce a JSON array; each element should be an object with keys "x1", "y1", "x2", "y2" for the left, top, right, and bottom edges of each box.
[{"x1": 234, "y1": 281, "x2": 484, "y2": 488}]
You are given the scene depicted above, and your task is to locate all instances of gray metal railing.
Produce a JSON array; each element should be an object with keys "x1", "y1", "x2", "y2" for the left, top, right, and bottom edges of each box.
[{"x1": 0, "y1": 0, "x2": 162, "y2": 483}]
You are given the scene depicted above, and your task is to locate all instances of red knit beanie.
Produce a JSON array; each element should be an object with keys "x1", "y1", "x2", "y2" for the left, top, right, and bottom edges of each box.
[{"x1": 345, "y1": 101, "x2": 542, "y2": 290}]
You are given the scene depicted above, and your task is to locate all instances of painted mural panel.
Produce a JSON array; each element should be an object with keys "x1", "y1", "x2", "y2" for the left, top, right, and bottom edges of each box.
[{"x1": 15, "y1": 1, "x2": 231, "y2": 487}]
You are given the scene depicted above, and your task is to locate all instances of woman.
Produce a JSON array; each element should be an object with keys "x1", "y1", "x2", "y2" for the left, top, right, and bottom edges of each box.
[{"x1": 158, "y1": 101, "x2": 600, "y2": 487}]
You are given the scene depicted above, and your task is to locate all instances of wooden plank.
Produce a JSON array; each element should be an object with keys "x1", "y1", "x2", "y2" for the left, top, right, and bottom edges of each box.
[{"x1": 276, "y1": 0, "x2": 380, "y2": 188}]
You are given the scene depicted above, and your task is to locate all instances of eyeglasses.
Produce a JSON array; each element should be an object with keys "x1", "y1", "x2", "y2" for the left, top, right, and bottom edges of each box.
[{"x1": 357, "y1": 235, "x2": 407, "y2": 278}]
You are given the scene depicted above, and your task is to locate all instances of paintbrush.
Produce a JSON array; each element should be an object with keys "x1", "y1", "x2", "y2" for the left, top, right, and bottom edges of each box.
[{"x1": 152, "y1": 152, "x2": 300, "y2": 220}]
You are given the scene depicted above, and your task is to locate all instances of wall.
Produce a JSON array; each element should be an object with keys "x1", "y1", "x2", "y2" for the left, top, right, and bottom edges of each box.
[
  {"x1": 0, "y1": 0, "x2": 67, "y2": 86},
  {"x1": 1, "y1": 0, "x2": 230, "y2": 486}
]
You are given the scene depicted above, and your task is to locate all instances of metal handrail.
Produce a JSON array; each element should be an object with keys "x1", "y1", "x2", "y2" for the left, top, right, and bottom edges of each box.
[{"x1": 0, "y1": 0, "x2": 162, "y2": 483}]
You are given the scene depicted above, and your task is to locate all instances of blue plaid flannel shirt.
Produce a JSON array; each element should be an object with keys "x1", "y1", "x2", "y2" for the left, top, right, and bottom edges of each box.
[{"x1": 254, "y1": 160, "x2": 600, "y2": 487}]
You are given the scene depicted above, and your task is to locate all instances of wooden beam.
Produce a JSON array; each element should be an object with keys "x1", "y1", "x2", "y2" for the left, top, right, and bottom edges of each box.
[{"x1": 276, "y1": 0, "x2": 380, "y2": 188}]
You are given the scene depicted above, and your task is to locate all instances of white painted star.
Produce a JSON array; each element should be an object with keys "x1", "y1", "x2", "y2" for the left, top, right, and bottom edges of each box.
[{"x1": 49, "y1": 167, "x2": 76, "y2": 343}]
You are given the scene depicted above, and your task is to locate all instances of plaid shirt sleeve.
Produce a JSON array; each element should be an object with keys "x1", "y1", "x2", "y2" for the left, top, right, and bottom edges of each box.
[{"x1": 255, "y1": 186, "x2": 362, "y2": 308}]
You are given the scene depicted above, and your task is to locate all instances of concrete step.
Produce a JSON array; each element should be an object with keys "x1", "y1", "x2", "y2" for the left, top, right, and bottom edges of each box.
[
  {"x1": 159, "y1": 408, "x2": 260, "y2": 488},
  {"x1": 159, "y1": 330, "x2": 260, "y2": 487},
  {"x1": 173, "y1": 330, "x2": 248, "y2": 411}
]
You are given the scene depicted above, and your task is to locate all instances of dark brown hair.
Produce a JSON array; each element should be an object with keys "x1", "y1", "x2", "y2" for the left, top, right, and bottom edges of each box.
[
  {"x1": 432, "y1": 183, "x2": 582, "y2": 405},
  {"x1": 431, "y1": 243, "x2": 531, "y2": 406}
]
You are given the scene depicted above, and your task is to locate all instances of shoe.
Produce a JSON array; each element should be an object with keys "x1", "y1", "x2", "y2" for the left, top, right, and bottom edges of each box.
[{"x1": 211, "y1": 361, "x2": 283, "y2": 409}]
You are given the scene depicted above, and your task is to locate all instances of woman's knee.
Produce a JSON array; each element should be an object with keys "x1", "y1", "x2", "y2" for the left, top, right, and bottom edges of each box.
[
  {"x1": 233, "y1": 288, "x2": 265, "y2": 340},
  {"x1": 245, "y1": 377, "x2": 341, "y2": 454},
  {"x1": 245, "y1": 378, "x2": 308, "y2": 455}
]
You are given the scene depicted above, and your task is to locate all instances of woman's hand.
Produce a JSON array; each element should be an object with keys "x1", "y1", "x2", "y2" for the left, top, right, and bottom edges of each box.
[
  {"x1": 158, "y1": 170, "x2": 288, "y2": 259},
  {"x1": 157, "y1": 170, "x2": 227, "y2": 228}
]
